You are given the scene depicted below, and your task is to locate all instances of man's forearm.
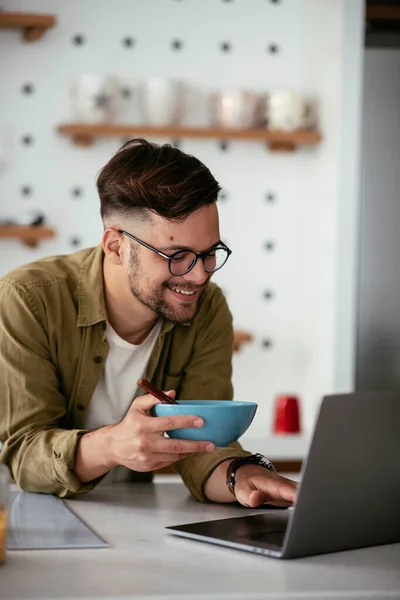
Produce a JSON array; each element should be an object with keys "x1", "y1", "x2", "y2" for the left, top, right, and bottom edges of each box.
[
  {"x1": 203, "y1": 459, "x2": 236, "y2": 503},
  {"x1": 74, "y1": 425, "x2": 117, "y2": 483}
]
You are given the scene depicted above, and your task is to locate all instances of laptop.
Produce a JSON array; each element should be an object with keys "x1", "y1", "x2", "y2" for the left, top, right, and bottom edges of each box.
[{"x1": 166, "y1": 391, "x2": 400, "y2": 559}]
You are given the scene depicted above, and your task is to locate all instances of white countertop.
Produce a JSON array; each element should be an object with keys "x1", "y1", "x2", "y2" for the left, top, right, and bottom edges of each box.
[
  {"x1": 240, "y1": 434, "x2": 309, "y2": 459},
  {"x1": 1, "y1": 481, "x2": 399, "y2": 600}
]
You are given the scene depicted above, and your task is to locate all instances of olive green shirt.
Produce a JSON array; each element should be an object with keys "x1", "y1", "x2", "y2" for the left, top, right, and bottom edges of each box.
[{"x1": 0, "y1": 245, "x2": 250, "y2": 500}]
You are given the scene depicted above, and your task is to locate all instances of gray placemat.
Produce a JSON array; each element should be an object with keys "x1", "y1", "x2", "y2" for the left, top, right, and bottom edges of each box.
[{"x1": 7, "y1": 491, "x2": 109, "y2": 550}]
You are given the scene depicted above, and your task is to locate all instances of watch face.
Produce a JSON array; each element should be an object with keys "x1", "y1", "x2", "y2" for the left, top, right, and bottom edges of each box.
[{"x1": 255, "y1": 454, "x2": 275, "y2": 471}]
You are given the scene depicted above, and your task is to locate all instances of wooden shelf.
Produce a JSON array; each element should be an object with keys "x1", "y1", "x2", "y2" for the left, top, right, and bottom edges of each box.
[
  {"x1": 366, "y1": 6, "x2": 400, "y2": 22},
  {"x1": 0, "y1": 11, "x2": 56, "y2": 42},
  {"x1": 57, "y1": 123, "x2": 322, "y2": 153},
  {"x1": 0, "y1": 226, "x2": 55, "y2": 248}
]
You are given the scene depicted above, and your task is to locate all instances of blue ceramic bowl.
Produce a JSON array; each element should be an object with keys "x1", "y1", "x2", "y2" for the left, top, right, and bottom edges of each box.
[{"x1": 153, "y1": 400, "x2": 257, "y2": 447}]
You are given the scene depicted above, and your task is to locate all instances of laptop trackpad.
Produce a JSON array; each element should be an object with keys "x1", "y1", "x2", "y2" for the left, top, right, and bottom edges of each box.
[
  {"x1": 234, "y1": 513, "x2": 289, "y2": 548},
  {"x1": 167, "y1": 510, "x2": 289, "y2": 551}
]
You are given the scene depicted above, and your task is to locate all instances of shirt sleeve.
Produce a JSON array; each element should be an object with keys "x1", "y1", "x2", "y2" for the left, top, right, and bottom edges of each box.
[
  {"x1": 173, "y1": 287, "x2": 251, "y2": 502},
  {"x1": 0, "y1": 281, "x2": 95, "y2": 497}
]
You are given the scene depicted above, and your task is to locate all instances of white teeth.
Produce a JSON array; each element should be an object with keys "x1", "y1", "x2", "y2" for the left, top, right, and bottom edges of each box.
[{"x1": 170, "y1": 287, "x2": 196, "y2": 296}]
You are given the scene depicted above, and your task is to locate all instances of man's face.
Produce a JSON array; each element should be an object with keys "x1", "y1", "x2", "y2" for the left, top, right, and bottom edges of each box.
[{"x1": 125, "y1": 203, "x2": 221, "y2": 325}]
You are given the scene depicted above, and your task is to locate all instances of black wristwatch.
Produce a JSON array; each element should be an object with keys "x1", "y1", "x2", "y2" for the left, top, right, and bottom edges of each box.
[{"x1": 226, "y1": 453, "x2": 276, "y2": 497}]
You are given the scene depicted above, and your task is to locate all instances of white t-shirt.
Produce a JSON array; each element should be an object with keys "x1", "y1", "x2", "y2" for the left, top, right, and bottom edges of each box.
[
  {"x1": 84, "y1": 320, "x2": 162, "y2": 483},
  {"x1": 85, "y1": 320, "x2": 162, "y2": 430}
]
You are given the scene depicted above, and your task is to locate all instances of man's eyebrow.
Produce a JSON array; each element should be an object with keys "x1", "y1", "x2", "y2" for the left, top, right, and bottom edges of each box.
[{"x1": 159, "y1": 240, "x2": 223, "y2": 253}]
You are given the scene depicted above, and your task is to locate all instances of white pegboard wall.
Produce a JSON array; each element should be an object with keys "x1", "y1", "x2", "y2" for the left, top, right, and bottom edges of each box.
[{"x1": 0, "y1": 0, "x2": 347, "y2": 438}]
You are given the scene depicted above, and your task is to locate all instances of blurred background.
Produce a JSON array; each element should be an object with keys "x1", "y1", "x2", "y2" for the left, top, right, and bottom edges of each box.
[{"x1": 0, "y1": 0, "x2": 399, "y2": 452}]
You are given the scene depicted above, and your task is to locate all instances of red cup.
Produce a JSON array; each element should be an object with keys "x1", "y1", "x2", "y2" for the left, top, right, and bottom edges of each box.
[{"x1": 273, "y1": 395, "x2": 301, "y2": 434}]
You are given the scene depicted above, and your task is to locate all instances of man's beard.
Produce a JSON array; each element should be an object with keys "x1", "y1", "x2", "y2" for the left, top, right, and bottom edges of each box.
[{"x1": 128, "y1": 248, "x2": 208, "y2": 325}]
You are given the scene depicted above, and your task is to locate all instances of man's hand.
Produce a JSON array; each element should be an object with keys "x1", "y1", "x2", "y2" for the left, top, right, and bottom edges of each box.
[
  {"x1": 233, "y1": 464, "x2": 297, "y2": 508},
  {"x1": 74, "y1": 390, "x2": 215, "y2": 483},
  {"x1": 108, "y1": 391, "x2": 215, "y2": 472},
  {"x1": 204, "y1": 460, "x2": 298, "y2": 506}
]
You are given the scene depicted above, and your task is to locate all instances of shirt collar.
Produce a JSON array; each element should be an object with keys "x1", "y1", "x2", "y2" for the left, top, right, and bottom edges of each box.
[{"x1": 77, "y1": 245, "x2": 108, "y2": 327}]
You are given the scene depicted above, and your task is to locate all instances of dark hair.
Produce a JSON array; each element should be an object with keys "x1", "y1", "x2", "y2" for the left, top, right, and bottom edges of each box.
[{"x1": 97, "y1": 138, "x2": 221, "y2": 223}]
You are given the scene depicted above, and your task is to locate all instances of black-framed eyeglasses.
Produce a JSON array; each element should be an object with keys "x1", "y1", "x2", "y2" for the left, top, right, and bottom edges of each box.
[{"x1": 119, "y1": 229, "x2": 232, "y2": 276}]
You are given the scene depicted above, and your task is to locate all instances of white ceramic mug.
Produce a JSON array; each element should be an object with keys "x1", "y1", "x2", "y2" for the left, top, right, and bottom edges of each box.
[
  {"x1": 264, "y1": 91, "x2": 317, "y2": 131},
  {"x1": 210, "y1": 90, "x2": 263, "y2": 128},
  {"x1": 70, "y1": 74, "x2": 121, "y2": 124},
  {"x1": 137, "y1": 78, "x2": 186, "y2": 126}
]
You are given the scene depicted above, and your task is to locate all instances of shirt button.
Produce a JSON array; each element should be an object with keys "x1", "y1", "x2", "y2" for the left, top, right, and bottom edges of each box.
[
  {"x1": 76, "y1": 404, "x2": 85, "y2": 411},
  {"x1": 94, "y1": 355, "x2": 103, "y2": 363}
]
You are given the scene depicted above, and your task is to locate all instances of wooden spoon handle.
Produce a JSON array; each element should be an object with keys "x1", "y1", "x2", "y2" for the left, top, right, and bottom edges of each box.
[{"x1": 137, "y1": 378, "x2": 178, "y2": 404}]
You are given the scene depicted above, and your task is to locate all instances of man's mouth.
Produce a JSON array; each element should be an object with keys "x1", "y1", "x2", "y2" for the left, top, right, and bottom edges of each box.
[{"x1": 168, "y1": 285, "x2": 198, "y2": 297}]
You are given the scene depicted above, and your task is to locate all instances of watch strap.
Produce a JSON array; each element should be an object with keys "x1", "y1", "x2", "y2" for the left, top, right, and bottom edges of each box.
[{"x1": 226, "y1": 453, "x2": 276, "y2": 497}]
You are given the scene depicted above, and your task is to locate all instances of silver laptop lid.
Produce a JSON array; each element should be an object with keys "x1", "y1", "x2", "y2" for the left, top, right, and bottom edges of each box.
[{"x1": 283, "y1": 391, "x2": 400, "y2": 558}]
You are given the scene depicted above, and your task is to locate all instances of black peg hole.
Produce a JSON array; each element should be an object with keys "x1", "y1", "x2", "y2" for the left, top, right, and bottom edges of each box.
[
  {"x1": 171, "y1": 39, "x2": 184, "y2": 50},
  {"x1": 262, "y1": 339, "x2": 273, "y2": 349},
  {"x1": 122, "y1": 36, "x2": 135, "y2": 48},
  {"x1": 21, "y1": 135, "x2": 34, "y2": 146},
  {"x1": 71, "y1": 187, "x2": 83, "y2": 198},
  {"x1": 21, "y1": 83, "x2": 34, "y2": 95},
  {"x1": 266, "y1": 192, "x2": 275, "y2": 203},
  {"x1": 220, "y1": 41, "x2": 232, "y2": 52},
  {"x1": 219, "y1": 141, "x2": 229, "y2": 151},
  {"x1": 72, "y1": 34, "x2": 86, "y2": 46},
  {"x1": 263, "y1": 290, "x2": 274, "y2": 300},
  {"x1": 268, "y1": 44, "x2": 279, "y2": 54},
  {"x1": 70, "y1": 236, "x2": 81, "y2": 247},
  {"x1": 265, "y1": 241, "x2": 275, "y2": 252},
  {"x1": 21, "y1": 185, "x2": 33, "y2": 197}
]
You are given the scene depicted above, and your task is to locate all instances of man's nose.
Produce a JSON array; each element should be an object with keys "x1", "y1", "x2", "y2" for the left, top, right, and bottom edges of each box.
[{"x1": 185, "y1": 258, "x2": 209, "y2": 285}]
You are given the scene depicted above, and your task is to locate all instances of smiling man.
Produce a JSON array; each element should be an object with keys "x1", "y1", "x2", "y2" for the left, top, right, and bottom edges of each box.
[{"x1": 0, "y1": 139, "x2": 296, "y2": 508}]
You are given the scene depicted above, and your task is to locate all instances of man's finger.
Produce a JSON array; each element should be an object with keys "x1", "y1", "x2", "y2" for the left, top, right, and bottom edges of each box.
[
  {"x1": 235, "y1": 483, "x2": 264, "y2": 508},
  {"x1": 260, "y1": 499, "x2": 293, "y2": 507},
  {"x1": 130, "y1": 390, "x2": 176, "y2": 413},
  {"x1": 235, "y1": 476, "x2": 297, "y2": 508},
  {"x1": 153, "y1": 436, "x2": 215, "y2": 454},
  {"x1": 246, "y1": 489, "x2": 293, "y2": 508},
  {"x1": 150, "y1": 414, "x2": 204, "y2": 433}
]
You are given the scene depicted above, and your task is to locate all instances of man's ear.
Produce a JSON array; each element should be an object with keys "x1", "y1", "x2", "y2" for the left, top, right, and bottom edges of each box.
[{"x1": 103, "y1": 227, "x2": 124, "y2": 265}]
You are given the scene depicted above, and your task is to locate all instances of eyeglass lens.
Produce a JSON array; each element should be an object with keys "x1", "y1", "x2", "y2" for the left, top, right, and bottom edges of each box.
[{"x1": 169, "y1": 248, "x2": 228, "y2": 275}]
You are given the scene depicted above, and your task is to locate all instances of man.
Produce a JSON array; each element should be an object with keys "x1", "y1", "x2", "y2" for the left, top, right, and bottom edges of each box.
[{"x1": 0, "y1": 139, "x2": 296, "y2": 508}]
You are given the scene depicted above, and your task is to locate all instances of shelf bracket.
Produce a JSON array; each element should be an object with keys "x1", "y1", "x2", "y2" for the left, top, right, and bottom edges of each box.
[
  {"x1": 21, "y1": 237, "x2": 39, "y2": 248},
  {"x1": 268, "y1": 141, "x2": 296, "y2": 153},
  {"x1": 73, "y1": 134, "x2": 95, "y2": 147},
  {"x1": 23, "y1": 26, "x2": 46, "y2": 42}
]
